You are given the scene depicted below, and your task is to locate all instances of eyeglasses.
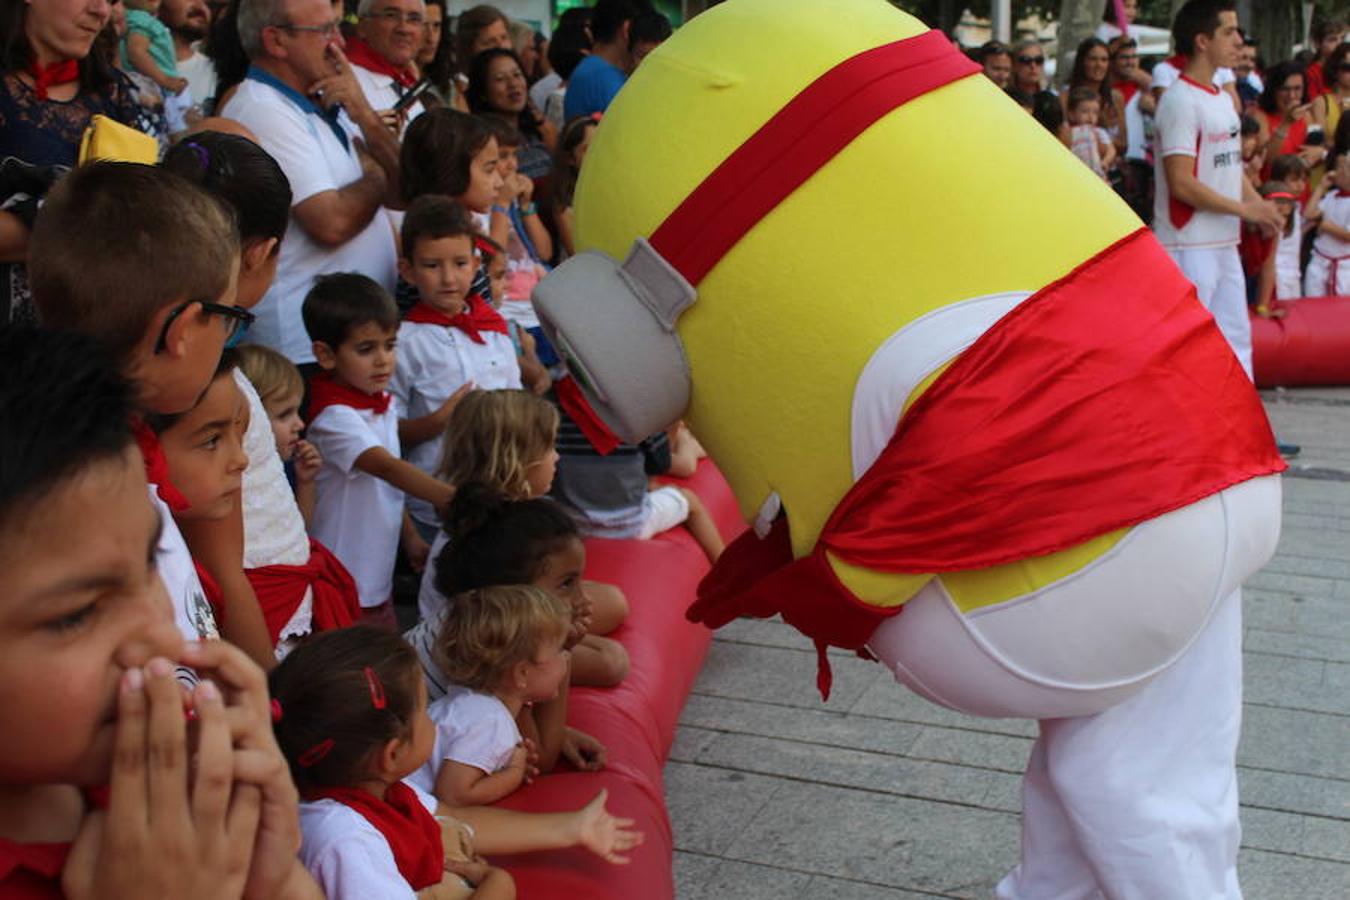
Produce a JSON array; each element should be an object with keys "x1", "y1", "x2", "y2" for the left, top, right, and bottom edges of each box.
[
  {"x1": 154, "y1": 301, "x2": 256, "y2": 353},
  {"x1": 364, "y1": 9, "x2": 425, "y2": 26},
  {"x1": 1017, "y1": 55, "x2": 1045, "y2": 66},
  {"x1": 276, "y1": 20, "x2": 342, "y2": 37}
]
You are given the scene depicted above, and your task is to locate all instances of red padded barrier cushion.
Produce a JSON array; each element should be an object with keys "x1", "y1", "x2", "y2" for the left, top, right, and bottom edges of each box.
[
  {"x1": 1252, "y1": 296, "x2": 1350, "y2": 387},
  {"x1": 491, "y1": 462, "x2": 745, "y2": 900}
]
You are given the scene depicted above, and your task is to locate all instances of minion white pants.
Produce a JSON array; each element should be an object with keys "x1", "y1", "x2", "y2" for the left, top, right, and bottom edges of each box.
[
  {"x1": 1167, "y1": 245, "x2": 1252, "y2": 380},
  {"x1": 994, "y1": 586, "x2": 1243, "y2": 900}
]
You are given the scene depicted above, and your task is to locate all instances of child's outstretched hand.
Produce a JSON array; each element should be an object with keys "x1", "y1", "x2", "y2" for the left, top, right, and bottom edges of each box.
[
  {"x1": 560, "y1": 726, "x2": 606, "y2": 772},
  {"x1": 63, "y1": 661, "x2": 259, "y2": 900},
  {"x1": 293, "y1": 439, "x2": 322, "y2": 484},
  {"x1": 569, "y1": 789, "x2": 644, "y2": 865}
]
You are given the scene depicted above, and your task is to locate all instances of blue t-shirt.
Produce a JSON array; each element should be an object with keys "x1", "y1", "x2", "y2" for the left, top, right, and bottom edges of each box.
[{"x1": 563, "y1": 55, "x2": 626, "y2": 120}]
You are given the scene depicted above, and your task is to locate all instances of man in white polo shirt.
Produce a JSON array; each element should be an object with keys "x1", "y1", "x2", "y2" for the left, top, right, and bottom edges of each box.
[
  {"x1": 345, "y1": 0, "x2": 428, "y2": 138},
  {"x1": 222, "y1": 0, "x2": 402, "y2": 365},
  {"x1": 1154, "y1": 0, "x2": 1282, "y2": 380}
]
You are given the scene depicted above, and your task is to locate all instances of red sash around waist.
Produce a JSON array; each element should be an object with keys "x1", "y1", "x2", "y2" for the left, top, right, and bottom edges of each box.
[
  {"x1": 245, "y1": 539, "x2": 359, "y2": 645},
  {"x1": 689, "y1": 228, "x2": 1286, "y2": 697}
]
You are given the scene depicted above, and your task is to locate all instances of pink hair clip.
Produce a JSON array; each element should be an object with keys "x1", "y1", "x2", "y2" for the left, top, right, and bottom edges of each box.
[
  {"x1": 270, "y1": 698, "x2": 284, "y2": 723},
  {"x1": 364, "y1": 666, "x2": 387, "y2": 710}
]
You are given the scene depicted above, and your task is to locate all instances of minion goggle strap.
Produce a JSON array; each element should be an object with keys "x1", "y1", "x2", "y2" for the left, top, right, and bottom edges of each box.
[{"x1": 532, "y1": 29, "x2": 980, "y2": 443}]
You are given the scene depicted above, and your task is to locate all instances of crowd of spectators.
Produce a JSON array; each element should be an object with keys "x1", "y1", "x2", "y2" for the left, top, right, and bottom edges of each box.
[
  {"x1": 0, "y1": 0, "x2": 685, "y2": 897},
  {"x1": 0, "y1": 0, "x2": 1337, "y2": 896},
  {"x1": 973, "y1": 1, "x2": 1348, "y2": 314}
]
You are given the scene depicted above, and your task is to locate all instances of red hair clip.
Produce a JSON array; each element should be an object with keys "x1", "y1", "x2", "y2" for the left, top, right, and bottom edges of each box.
[
  {"x1": 270, "y1": 698, "x2": 284, "y2": 723},
  {"x1": 474, "y1": 236, "x2": 497, "y2": 257},
  {"x1": 589, "y1": 111, "x2": 602, "y2": 123},
  {"x1": 364, "y1": 666, "x2": 387, "y2": 710},
  {"x1": 298, "y1": 738, "x2": 334, "y2": 768}
]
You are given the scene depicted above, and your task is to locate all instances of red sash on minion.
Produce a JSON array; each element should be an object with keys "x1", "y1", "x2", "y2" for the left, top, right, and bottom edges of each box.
[{"x1": 690, "y1": 229, "x2": 1286, "y2": 697}]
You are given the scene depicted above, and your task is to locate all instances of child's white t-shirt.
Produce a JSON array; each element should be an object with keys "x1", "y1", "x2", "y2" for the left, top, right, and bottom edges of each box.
[
  {"x1": 307, "y1": 401, "x2": 403, "y2": 608},
  {"x1": 149, "y1": 488, "x2": 219, "y2": 687},
  {"x1": 1313, "y1": 190, "x2": 1350, "y2": 260},
  {"x1": 1275, "y1": 206, "x2": 1303, "y2": 300},
  {"x1": 234, "y1": 368, "x2": 313, "y2": 643},
  {"x1": 407, "y1": 688, "x2": 521, "y2": 796},
  {"x1": 1152, "y1": 76, "x2": 1243, "y2": 250},
  {"x1": 298, "y1": 781, "x2": 439, "y2": 900},
  {"x1": 390, "y1": 321, "x2": 521, "y2": 531}
]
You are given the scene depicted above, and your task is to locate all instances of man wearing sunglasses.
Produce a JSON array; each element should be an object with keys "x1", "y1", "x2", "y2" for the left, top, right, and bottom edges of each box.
[{"x1": 221, "y1": 0, "x2": 402, "y2": 366}]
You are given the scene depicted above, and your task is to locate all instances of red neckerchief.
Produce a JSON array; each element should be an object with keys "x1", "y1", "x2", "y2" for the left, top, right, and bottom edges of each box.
[
  {"x1": 306, "y1": 371, "x2": 391, "y2": 419},
  {"x1": 306, "y1": 783, "x2": 442, "y2": 890},
  {"x1": 0, "y1": 838, "x2": 67, "y2": 900},
  {"x1": 554, "y1": 375, "x2": 620, "y2": 455},
  {"x1": 131, "y1": 418, "x2": 191, "y2": 513},
  {"x1": 689, "y1": 229, "x2": 1286, "y2": 699},
  {"x1": 26, "y1": 57, "x2": 78, "y2": 101},
  {"x1": 343, "y1": 36, "x2": 417, "y2": 89},
  {"x1": 404, "y1": 295, "x2": 509, "y2": 345},
  {"x1": 1165, "y1": 53, "x2": 1187, "y2": 71},
  {"x1": 1114, "y1": 79, "x2": 1139, "y2": 105},
  {"x1": 245, "y1": 539, "x2": 360, "y2": 644}
]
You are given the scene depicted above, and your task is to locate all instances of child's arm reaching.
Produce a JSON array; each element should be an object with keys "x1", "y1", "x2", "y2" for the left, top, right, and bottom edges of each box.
[
  {"x1": 124, "y1": 33, "x2": 188, "y2": 94},
  {"x1": 434, "y1": 745, "x2": 532, "y2": 806},
  {"x1": 355, "y1": 445, "x2": 454, "y2": 513},
  {"x1": 443, "y1": 789, "x2": 644, "y2": 864},
  {"x1": 1098, "y1": 137, "x2": 1117, "y2": 173},
  {"x1": 1318, "y1": 216, "x2": 1350, "y2": 242},
  {"x1": 399, "y1": 382, "x2": 475, "y2": 449}
]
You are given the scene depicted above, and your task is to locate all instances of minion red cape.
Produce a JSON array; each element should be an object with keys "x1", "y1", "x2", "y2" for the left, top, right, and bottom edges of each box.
[
  {"x1": 689, "y1": 228, "x2": 1286, "y2": 697},
  {"x1": 672, "y1": 33, "x2": 1287, "y2": 698}
]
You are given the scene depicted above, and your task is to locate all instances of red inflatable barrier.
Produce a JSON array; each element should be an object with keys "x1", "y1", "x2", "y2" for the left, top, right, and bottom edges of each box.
[
  {"x1": 491, "y1": 461, "x2": 745, "y2": 899},
  {"x1": 1252, "y1": 296, "x2": 1350, "y2": 387}
]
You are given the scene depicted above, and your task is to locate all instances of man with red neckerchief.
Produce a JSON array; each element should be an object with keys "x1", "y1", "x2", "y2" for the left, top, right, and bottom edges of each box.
[
  {"x1": 346, "y1": 0, "x2": 429, "y2": 139},
  {"x1": 1153, "y1": 0, "x2": 1283, "y2": 381}
]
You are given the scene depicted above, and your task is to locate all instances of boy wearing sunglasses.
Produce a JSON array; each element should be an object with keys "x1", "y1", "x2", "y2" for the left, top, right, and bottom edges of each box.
[{"x1": 27, "y1": 162, "x2": 251, "y2": 666}]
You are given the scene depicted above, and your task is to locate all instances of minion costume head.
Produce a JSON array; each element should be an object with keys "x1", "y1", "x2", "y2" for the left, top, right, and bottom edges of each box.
[{"x1": 534, "y1": 0, "x2": 1284, "y2": 716}]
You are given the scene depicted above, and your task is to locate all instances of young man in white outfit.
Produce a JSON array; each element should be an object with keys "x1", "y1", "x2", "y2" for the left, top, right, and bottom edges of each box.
[{"x1": 1153, "y1": 0, "x2": 1283, "y2": 380}]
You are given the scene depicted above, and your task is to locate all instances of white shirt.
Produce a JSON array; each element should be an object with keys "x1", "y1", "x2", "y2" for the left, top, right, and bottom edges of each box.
[
  {"x1": 299, "y1": 781, "x2": 438, "y2": 900},
  {"x1": 222, "y1": 76, "x2": 398, "y2": 364},
  {"x1": 1275, "y1": 206, "x2": 1303, "y2": 300},
  {"x1": 1153, "y1": 75, "x2": 1243, "y2": 249},
  {"x1": 390, "y1": 321, "x2": 521, "y2": 529},
  {"x1": 178, "y1": 48, "x2": 218, "y2": 109},
  {"x1": 1313, "y1": 190, "x2": 1350, "y2": 260},
  {"x1": 351, "y1": 64, "x2": 426, "y2": 140},
  {"x1": 308, "y1": 401, "x2": 403, "y2": 607},
  {"x1": 1121, "y1": 86, "x2": 1147, "y2": 162},
  {"x1": 407, "y1": 688, "x2": 520, "y2": 795},
  {"x1": 149, "y1": 488, "x2": 218, "y2": 688},
  {"x1": 415, "y1": 528, "x2": 452, "y2": 623},
  {"x1": 529, "y1": 71, "x2": 561, "y2": 116},
  {"x1": 234, "y1": 369, "x2": 313, "y2": 643},
  {"x1": 404, "y1": 601, "x2": 452, "y2": 701},
  {"x1": 1152, "y1": 59, "x2": 1235, "y2": 92}
]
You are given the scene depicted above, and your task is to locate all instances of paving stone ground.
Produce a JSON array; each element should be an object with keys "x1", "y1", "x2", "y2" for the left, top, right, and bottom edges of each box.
[{"x1": 667, "y1": 386, "x2": 1350, "y2": 899}]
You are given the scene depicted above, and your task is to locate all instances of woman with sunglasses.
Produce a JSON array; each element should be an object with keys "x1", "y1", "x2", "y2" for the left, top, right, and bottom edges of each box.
[{"x1": 0, "y1": 0, "x2": 148, "y2": 323}]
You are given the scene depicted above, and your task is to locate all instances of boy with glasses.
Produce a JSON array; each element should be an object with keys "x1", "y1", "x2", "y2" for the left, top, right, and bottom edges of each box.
[{"x1": 27, "y1": 162, "x2": 250, "y2": 668}]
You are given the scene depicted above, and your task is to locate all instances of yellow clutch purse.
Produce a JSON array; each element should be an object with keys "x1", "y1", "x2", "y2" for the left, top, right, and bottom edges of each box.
[{"x1": 78, "y1": 114, "x2": 159, "y2": 165}]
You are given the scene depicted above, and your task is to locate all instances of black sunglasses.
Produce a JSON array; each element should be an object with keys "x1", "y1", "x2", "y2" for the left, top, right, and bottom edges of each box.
[
  {"x1": 154, "y1": 300, "x2": 255, "y2": 353},
  {"x1": 1018, "y1": 55, "x2": 1046, "y2": 65}
]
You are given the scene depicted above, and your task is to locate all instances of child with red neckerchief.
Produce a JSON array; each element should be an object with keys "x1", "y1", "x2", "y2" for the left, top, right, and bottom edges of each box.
[
  {"x1": 271, "y1": 625, "x2": 514, "y2": 899},
  {"x1": 301, "y1": 273, "x2": 455, "y2": 630},
  {"x1": 390, "y1": 196, "x2": 522, "y2": 547}
]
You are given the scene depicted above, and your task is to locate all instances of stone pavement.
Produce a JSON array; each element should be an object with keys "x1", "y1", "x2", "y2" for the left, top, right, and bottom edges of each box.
[{"x1": 667, "y1": 387, "x2": 1350, "y2": 899}]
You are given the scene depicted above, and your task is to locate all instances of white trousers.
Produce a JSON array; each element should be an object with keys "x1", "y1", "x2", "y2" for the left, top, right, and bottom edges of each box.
[
  {"x1": 994, "y1": 587, "x2": 1244, "y2": 900},
  {"x1": 1168, "y1": 245, "x2": 1252, "y2": 380}
]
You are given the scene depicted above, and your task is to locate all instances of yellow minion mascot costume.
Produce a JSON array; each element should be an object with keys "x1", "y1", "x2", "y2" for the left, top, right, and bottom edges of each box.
[{"x1": 534, "y1": 1, "x2": 1285, "y2": 896}]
